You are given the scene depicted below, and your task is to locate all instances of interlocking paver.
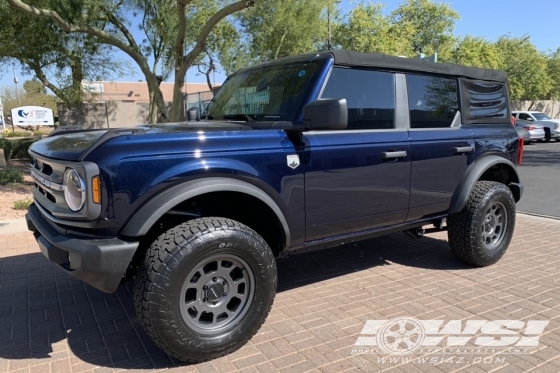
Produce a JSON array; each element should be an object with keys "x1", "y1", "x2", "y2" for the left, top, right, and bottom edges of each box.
[{"x1": 1, "y1": 214, "x2": 560, "y2": 372}]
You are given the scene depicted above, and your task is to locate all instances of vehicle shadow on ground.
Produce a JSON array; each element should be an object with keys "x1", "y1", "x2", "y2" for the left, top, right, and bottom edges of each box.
[
  {"x1": 521, "y1": 147, "x2": 560, "y2": 167},
  {"x1": 0, "y1": 232, "x2": 469, "y2": 370}
]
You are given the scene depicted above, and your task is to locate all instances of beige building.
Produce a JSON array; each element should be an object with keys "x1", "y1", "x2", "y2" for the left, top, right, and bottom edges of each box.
[{"x1": 82, "y1": 81, "x2": 218, "y2": 103}]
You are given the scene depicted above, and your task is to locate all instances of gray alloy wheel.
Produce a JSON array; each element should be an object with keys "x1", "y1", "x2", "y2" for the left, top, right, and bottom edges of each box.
[
  {"x1": 481, "y1": 202, "x2": 508, "y2": 250},
  {"x1": 180, "y1": 254, "x2": 255, "y2": 333}
]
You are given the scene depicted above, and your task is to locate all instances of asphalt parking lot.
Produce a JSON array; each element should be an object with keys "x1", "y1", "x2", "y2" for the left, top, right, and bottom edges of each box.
[
  {"x1": 517, "y1": 141, "x2": 560, "y2": 218},
  {"x1": 1, "y1": 213, "x2": 559, "y2": 373}
]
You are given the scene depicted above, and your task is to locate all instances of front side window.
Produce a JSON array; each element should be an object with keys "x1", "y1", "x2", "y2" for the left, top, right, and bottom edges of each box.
[
  {"x1": 406, "y1": 74, "x2": 459, "y2": 128},
  {"x1": 519, "y1": 113, "x2": 531, "y2": 120},
  {"x1": 321, "y1": 68, "x2": 396, "y2": 130},
  {"x1": 206, "y1": 63, "x2": 318, "y2": 122}
]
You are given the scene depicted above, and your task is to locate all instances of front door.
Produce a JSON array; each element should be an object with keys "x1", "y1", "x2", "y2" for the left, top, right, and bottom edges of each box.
[{"x1": 303, "y1": 68, "x2": 411, "y2": 242}]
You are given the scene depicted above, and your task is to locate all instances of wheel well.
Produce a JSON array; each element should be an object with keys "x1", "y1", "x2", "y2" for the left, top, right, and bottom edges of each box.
[
  {"x1": 478, "y1": 163, "x2": 521, "y2": 201},
  {"x1": 138, "y1": 191, "x2": 286, "y2": 257},
  {"x1": 479, "y1": 163, "x2": 519, "y2": 185}
]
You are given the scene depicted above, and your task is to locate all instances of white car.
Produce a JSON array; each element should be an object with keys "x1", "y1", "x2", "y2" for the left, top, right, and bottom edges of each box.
[{"x1": 511, "y1": 111, "x2": 560, "y2": 142}]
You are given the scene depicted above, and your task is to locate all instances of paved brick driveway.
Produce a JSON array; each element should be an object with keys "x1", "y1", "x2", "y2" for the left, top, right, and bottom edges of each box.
[{"x1": 1, "y1": 214, "x2": 559, "y2": 373}]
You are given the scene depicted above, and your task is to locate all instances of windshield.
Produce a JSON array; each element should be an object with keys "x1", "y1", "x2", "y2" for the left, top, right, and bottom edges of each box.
[
  {"x1": 206, "y1": 62, "x2": 318, "y2": 122},
  {"x1": 533, "y1": 113, "x2": 552, "y2": 120}
]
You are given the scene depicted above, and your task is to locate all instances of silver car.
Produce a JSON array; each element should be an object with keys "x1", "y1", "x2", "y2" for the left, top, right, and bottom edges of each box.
[{"x1": 515, "y1": 119, "x2": 545, "y2": 143}]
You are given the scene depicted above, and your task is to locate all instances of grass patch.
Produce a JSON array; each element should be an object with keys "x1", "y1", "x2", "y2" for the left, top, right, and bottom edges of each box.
[
  {"x1": 13, "y1": 199, "x2": 33, "y2": 210},
  {"x1": 0, "y1": 169, "x2": 24, "y2": 185}
]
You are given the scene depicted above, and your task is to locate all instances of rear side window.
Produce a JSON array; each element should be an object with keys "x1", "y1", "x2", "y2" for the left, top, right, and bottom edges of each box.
[
  {"x1": 406, "y1": 74, "x2": 459, "y2": 128},
  {"x1": 321, "y1": 68, "x2": 395, "y2": 130},
  {"x1": 460, "y1": 79, "x2": 509, "y2": 124},
  {"x1": 466, "y1": 81, "x2": 508, "y2": 121}
]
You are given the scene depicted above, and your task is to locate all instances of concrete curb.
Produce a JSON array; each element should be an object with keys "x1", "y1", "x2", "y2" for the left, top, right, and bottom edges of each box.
[
  {"x1": 0, "y1": 218, "x2": 28, "y2": 235},
  {"x1": 1, "y1": 211, "x2": 559, "y2": 235}
]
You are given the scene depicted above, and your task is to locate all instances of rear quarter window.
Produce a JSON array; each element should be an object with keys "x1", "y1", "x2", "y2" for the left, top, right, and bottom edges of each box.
[{"x1": 461, "y1": 79, "x2": 509, "y2": 124}]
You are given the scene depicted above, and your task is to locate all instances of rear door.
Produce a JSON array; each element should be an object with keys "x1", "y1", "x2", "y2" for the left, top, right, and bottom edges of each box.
[
  {"x1": 303, "y1": 68, "x2": 411, "y2": 242},
  {"x1": 405, "y1": 74, "x2": 475, "y2": 221}
]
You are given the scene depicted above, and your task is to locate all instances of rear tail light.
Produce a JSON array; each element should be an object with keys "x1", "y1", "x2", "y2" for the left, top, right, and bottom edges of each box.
[
  {"x1": 517, "y1": 137, "x2": 524, "y2": 165},
  {"x1": 523, "y1": 126, "x2": 536, "y2": 130}
]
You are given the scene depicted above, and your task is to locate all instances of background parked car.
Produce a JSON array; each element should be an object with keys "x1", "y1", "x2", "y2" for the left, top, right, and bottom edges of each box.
[
  {"x1": 515, "y1": 118, "x2": 545, "y2": 143},
  {"x1": 511, "y1": 111, "x2": 560, "y2": 142},
  {"x1": 515, "y1": 125, "x2": 531, "y2": 144}
]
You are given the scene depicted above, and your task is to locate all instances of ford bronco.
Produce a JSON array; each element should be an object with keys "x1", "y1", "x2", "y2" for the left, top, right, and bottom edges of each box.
[{"x1": 26, "y1": 50, "x2": 523, "y2": 362}]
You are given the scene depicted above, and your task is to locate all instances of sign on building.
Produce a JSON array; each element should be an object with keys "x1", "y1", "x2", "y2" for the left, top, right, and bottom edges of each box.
[{"x1": 11, "y1": 106, "x2": 54, "y2": 126}]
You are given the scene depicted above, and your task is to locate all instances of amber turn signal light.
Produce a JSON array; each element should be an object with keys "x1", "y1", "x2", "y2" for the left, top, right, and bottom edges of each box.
[{"x1": 92, "y1": 175, "x2": 101, "y2": 204}]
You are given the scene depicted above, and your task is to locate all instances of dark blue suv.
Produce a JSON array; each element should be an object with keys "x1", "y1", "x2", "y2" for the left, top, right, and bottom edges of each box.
[{"x1": 26, "y1": 50, "x2": 523, "y2": 362}]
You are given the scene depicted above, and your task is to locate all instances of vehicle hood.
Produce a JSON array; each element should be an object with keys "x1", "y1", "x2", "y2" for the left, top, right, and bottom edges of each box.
[
  {"x1": 28, "y1": 121, "x2": 291, "y2": 161},
  {"x1": 29, "y1": 130, "x2": 109, "y2": 161}
]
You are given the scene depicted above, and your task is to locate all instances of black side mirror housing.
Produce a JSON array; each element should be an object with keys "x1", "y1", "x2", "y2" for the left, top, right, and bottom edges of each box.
[
  {"x1": 303, "y1": 98, "x2": 348, "y2": 130},
  {"x1": 187, "y1": 107, "x2": 200, "y2": 121}
]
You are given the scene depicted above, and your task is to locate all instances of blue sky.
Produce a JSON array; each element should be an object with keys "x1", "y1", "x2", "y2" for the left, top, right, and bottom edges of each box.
[{"x1": 1, "y1": 0, "x2": 559, "y2": 91}]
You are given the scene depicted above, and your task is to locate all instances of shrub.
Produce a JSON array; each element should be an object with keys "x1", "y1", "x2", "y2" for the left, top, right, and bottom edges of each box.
[
  {"x1": 13, "y1": 199, "x2": 33, "y2": 210},
  {"x1": 11, "y1": 139, "x2": 37, "y2": 160},
  {"x1": 0, "y1": 169, "x2": 24, "y2": 185},
  {"x1": 33, "y1": 131, "x2": 50, "y2": 136},
  {"x1": 0, "y1": 139, "x2": 12, "y2": 162},
  {"x1": 6, "y1": 131, "x2": 33, "y2": 138}
]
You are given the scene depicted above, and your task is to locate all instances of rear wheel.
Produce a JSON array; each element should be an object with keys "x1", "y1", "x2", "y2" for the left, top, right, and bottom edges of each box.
[
  {"x1": 448, "y1": 181, "x2": 516, "y2": 267},
  {"x1": 134, "y1": 218, "x2": 277, "y2": 363}
]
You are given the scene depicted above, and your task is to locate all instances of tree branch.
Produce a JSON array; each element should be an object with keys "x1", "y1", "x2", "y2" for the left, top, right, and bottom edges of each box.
[
  {"x1": 7, "y1": 0, "x2": 147, "y2": 73},
  {"x1": 182, "y1": 1, "x2": 255, "y2": 67},
  {"x1": 174, "y1": 0, "x2": 192, "y2": 68},
  {"x1": 101, "y1": 7, "x2": 140, "y2": 52}
]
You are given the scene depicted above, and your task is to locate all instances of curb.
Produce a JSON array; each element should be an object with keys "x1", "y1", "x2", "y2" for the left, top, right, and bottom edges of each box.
[{"x1": 0, "y1": 218, "x2": 29, "y2": 234}]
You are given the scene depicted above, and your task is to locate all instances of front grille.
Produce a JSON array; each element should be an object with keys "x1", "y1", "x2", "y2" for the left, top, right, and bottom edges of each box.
[{"x1": 29, "y1": 154, "x2": 101, "y2": 222}]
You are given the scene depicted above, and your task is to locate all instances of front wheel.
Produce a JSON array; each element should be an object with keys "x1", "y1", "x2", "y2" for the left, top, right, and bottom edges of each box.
[
  {"x1": 134, "y1": 218, "x2": 277, "y2": 363},
  {"x1": 448, "y1": 181, "x2": 516, "y2": 267}
]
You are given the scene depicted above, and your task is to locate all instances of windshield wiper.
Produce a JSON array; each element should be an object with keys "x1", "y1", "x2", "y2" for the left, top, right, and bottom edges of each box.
[{"x1": 223, "y1": 114, "x2": 255, "y2": 122}]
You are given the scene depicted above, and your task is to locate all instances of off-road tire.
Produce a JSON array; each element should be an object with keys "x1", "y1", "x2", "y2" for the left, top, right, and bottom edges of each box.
[
  {"x1": 134, "y1": 217, "x2": 277, "y2": 363},
  {"x1": 448, "y1": 181, "x2": 516, "y2": 267}
]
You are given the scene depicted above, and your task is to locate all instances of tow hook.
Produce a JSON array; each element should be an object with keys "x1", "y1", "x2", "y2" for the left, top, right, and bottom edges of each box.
[{"x1": 405, "y1": 227, "x2": 425, "y2": 239}]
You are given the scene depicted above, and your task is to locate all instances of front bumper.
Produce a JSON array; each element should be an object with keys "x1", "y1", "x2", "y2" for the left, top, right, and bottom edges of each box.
[
  {"x1": 26, "y1": 204, "x2": 139, "y2": 293},
  {"x1": 552, "y1": 130, "x2": 560, "y2": 139}
]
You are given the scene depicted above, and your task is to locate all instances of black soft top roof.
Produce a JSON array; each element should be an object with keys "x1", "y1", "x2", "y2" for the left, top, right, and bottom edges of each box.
[
  {"x1": 242, "y1": 50, "x2": 507, "y2": 83},
  {"x1": 331, "y1": 50, "x2": 507, "y2": 82}
]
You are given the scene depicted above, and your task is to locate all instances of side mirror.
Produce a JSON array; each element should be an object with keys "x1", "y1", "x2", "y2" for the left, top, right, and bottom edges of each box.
[
  {"x1": 187, "y1": 107, "x2": 200, "y2": 121},
  {"x1": 302, "y1": 98, "x2": 348, "y2": 130},
  {"x1": 526, "y1": 117, "x2": 534, "y2": 121}
]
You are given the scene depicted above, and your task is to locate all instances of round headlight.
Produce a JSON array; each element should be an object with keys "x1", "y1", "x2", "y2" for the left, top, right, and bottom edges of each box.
[{"x1": 64, "y1": 169, "x2": 86, "y2": 211}]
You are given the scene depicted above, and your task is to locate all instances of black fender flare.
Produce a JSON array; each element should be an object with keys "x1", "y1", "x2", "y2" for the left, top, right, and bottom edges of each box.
[
  {"x1": 448, "y1": 156, "x2": 522, "y2": 215},
  {"x1": 120, "y1": 177, "x2": 291, "y2": 246}
]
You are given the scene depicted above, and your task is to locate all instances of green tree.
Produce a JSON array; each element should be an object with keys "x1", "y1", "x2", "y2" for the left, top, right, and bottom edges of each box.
[
  {"x1": 446, "y1": 35, "x2": 503, "y2": 70},
  {"x1": 0, "y1": 2, "x2": 122, "y2": 104},
  {"x1": 547, "y1": 48, "x2": 560, "y2": 100},
  {"x1": 495, "y1": 36, "x2": 551, "y2": 100},
  {"x1": 6, "y1": 0, "x2": 255, "y2": 123},
  {"x1": 390, "y1": 0, "x2": 459, "y2": 56},
  {"x1": 333, "y1": 2, "x2": 414, "y2": 56},
  {"x1": 221, "y1": 0, "x2": 337, "y2": 74}
]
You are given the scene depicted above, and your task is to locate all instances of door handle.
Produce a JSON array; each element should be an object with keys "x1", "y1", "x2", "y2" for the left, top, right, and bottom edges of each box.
[
  {"x1": 453, "y1": 146, "x2": 473, "y2": 154},
  {"x1": 382, "y1": 151, "x2": 407, "y2": 160}
]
